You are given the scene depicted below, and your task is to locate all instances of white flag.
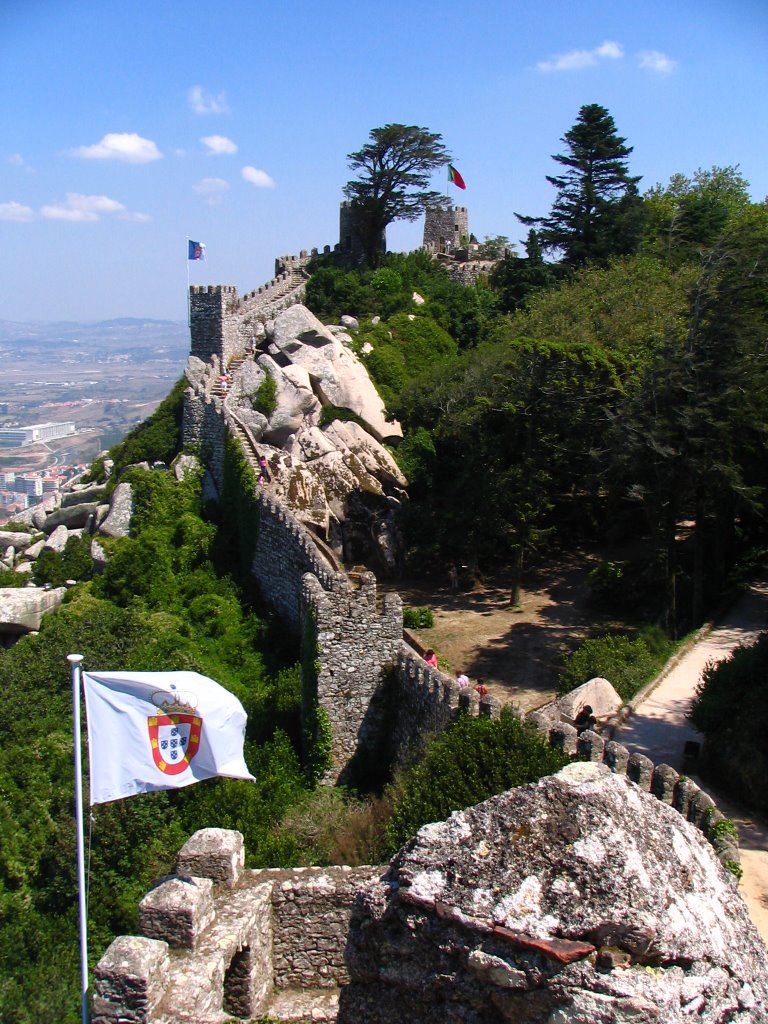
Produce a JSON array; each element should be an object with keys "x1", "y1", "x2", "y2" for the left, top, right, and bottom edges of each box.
[{"x1": 82, "y1": 670, "x2": 255, "y2": 805}]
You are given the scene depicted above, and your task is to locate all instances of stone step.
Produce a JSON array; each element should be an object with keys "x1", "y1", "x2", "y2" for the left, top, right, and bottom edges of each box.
[{"x1": 262, "y1": 987, "x2": 339, "y2": 1023}]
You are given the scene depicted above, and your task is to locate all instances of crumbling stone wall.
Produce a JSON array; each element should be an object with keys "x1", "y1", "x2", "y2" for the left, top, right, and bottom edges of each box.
[{"x1": 92, "y1": 828, "x2": 382, "y2": 1024}]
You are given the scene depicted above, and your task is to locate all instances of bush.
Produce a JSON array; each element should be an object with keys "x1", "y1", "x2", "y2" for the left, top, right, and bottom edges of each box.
[
  {"x1": 385, "y1": 709, "x2": 569, "y2": 854},
  {"x1": 250, "y1": 375, "x2": 278, "y2": 418},
  {"x1": 559, "y1": 631, "x2": 672, "y2": 703},
  {"x1": 689, "y1": 632, "x2": 768, "y2": 812},
  {"x1": 403, "y1": 606, "x2": 434, "y2": 629}
]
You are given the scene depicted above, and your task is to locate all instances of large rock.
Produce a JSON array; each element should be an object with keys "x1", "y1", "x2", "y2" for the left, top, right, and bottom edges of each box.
[
  {"x1": 338, "y1": 762, "x2": 768, "y2": 1023},
  {"x1": 269, "y1": 305, "x2": 402, "y2": 443},
  {"x1": 99, "y1": 483, "x2": 134, "y2": 539},
  {"x1": 0, "y1": 530, "x2": 34, "y2": 551},
  {"x1": 43, "y1": 502, "x2": 100, "y2": 533},
  {"x1": 44, "y1": 525, "x2": 70, "y2": 552},
  {"x1": 531, "y1": 677, "x2": 624, "y2": 731},
  {"x1": 61, "y1": 484, "x2": 107, "y2": 508},
  {"x1": 0, "y1": 586, "x2": 67, "y2": 635}
]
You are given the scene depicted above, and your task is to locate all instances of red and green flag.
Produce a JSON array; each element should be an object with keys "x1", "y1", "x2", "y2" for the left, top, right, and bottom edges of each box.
[{"x1": 448, "y1": 164, "x2": 466, "y2": 190}]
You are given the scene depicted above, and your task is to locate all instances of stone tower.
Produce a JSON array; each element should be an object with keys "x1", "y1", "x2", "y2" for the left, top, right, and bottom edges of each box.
[
  {"x1": 339, "y1": 201, "x2": 385, "y2": 259},
  {"x1": 423, "y1": 205, "x2": 469, "y2": 254}
]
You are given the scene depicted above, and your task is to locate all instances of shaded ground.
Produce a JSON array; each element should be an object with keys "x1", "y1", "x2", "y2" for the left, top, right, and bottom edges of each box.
[{"x1": 386, "y1": 549, "x2": 623, "y2": 713}]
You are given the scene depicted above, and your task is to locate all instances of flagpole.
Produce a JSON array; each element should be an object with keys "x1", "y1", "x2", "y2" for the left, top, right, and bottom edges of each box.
[
  {"x1": 68, "y1": 653, "x2": 90, "y2": 1024},
  {"x1": 186, "y1": 237, "x2": 191, "y2": 327}
]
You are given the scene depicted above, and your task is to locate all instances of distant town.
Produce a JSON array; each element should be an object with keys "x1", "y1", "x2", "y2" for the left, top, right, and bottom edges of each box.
[{"x1": 0, "y1": 316, "x2": 189, "y2": 524}]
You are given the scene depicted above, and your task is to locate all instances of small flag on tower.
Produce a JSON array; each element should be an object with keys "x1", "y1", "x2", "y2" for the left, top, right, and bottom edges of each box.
[
  {"x1": 188, "y1": 240, "x2": 206, "y2": 260},
  {"x1": 448, "y1": 165, "x2": 466, "y2": 190}
]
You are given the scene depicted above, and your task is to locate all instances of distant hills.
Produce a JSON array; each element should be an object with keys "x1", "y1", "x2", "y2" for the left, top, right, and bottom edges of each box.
[{"x1": 0, "y1": 317, "x2": 189, "y2": 364}]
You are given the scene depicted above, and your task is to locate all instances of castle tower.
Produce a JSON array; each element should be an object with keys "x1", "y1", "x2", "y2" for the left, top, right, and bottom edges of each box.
[
  {"x1": 339, "y1": 201, "x2": 385, "y2": 259},
  {"x1": 423, "y1": 206, "x2": 469, "y2": 254},
  {"x1": 189, "y1": 285, "x2": 242, "y2": 367}
]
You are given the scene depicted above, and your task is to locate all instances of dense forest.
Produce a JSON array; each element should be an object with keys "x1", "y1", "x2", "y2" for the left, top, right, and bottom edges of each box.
[{"x1": 2, "y1": 106, "x2": 768, "y2": 1022}]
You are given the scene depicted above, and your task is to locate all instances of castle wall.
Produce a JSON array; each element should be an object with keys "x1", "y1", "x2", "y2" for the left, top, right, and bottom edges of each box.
[
  {"x1": 390, "y1": 643, "x2": 498, "y2": 766},
  {"x1": 302, "y1": 573, "x2": 403, "y2": 784}
]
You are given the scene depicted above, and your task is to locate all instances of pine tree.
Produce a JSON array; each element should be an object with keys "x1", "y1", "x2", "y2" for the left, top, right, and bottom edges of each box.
[{"x1": 519, "y1": 104, "x2": 644, "y2": 267}]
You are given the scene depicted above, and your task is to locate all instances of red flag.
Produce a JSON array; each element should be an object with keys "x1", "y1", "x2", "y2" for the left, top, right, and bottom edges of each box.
[{"x1": 448, "y1": 164, "x2": 466, "y2": 190}]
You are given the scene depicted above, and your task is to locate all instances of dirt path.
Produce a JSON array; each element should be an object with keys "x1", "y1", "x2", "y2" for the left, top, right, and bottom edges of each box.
[{"x1": 387, "y1": 549, "x2": 619, "y2": 713}]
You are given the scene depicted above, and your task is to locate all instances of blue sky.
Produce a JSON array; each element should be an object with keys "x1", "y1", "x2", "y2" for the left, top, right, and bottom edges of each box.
[{"x1": 2, "y1": 0, "x2": 767, "y2": 322}]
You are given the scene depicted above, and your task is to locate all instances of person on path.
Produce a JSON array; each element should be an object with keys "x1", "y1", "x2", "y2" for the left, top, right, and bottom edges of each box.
[
  {"x1": 424, "y1": 649, "x2": 438, "y2": 668},
  {"x1": 258, "y1": 454, "x2": 271, "y2": 485},
  {"x1": 456, "y1": 671, "x2": 470, "y2": 688}
]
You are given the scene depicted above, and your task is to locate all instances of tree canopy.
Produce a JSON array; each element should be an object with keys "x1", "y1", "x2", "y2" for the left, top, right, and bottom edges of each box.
[
  {"x1": 519, "y1": 103, "x2": 644, "y2": 267},
  {"x1": 343, "y1": 124, "x2": 451, "y2": 266}
]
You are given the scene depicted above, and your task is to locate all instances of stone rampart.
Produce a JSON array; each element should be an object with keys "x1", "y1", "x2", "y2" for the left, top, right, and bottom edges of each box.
[
  {"x1": 390, "y1": 643, "x2": 499, "y2": 766},
  {"x1": 93, "y1": 827, "x2": 382, "y2": 1024}
]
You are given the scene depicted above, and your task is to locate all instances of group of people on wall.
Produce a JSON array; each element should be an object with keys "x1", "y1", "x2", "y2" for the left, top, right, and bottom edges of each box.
[{"x1": 423, "y1": 649, "x2": 489, "y2": 697}]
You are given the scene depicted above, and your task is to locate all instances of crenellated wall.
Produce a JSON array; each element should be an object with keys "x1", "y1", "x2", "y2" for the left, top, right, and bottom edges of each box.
[{"x1": 92, "y1": 827, "x2": 382, "y2": 1024}]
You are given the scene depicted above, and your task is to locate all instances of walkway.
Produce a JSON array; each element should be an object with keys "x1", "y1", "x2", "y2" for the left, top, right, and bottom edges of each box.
[{"x1": 615, "y1": 573, "x2": 768, "y2": 946}]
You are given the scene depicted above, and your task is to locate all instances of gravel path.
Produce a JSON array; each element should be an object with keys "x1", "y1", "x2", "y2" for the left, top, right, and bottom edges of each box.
[{"x1": 614, "y1": 574, "x2": 768, "y2": 946}]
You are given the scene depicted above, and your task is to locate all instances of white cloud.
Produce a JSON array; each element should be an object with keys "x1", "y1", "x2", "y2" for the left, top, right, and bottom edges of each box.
[
  {"x1": 40, "y1": 193, "x2": 127, "y2": 221},
  {"x1": 242, "y1": 166, "x2": 275, "y2": 189},
  {"x1": 8, "y1": 153, "x2": 35, "y2": 173},
  {"x1": 201, "y1": 134, "x2": 238, "y2": 156},
  {"x1": 0, "y1": 201, "x2": 35, "y2": 222},
  {"x1": 538, "y1": 39, "x2": 624, "y2": 72},
  {"x1": 194, "y1": 177, "x2": 230, "y2": 205},
  {"x1": 638, "y1": 50, "x2": 677, "y2": 74},
  {"x1": 69, "y1": 132, "x2": 162, "y2": 163},
  {"x1": 119, "y1": 211, "x2": 152, "y2": 223},
  {"x1": 188, "y1": 85, "x2": 230, "y2": 115},
  {"x1": 596, "y1": 41, "x2": 624, "y2": 60}
]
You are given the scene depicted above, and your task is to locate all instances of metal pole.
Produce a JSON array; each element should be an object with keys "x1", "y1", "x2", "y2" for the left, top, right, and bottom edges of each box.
[{"x1": 68, "y1": 653, "x2": 89, "y2": 1024}]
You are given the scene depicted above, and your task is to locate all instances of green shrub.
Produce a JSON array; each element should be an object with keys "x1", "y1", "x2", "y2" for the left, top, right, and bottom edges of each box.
[
  {"x1": 586, "y1": 559, "x2": 624, "y2": 605},
  {"x1": 689, "y1": 632, "x2": 768, "y2": 812},
  {"x1": 559, "y1": 632, "x2": 671, "y2": 703},
  {"x1": 385, "y1": 709, "x2": 568, "y2": 853},
  {"x1": 318, "y1": 404, "x2": 366, "y2": 429},
  {"x1": 250, "y1": 375, "x2": 278, "y2": 418},
  {"x1": 403, "y1": 606, "x2": 434, "y2": 629}
]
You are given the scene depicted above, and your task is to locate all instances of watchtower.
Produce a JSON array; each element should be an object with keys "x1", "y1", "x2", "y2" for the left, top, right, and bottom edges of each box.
[
  {"x1": 339, "y1": 201, "x2": 385, "y2": 259},
  {"x1": 423, "y1": 205, "x2": 469, "y2": 254}
]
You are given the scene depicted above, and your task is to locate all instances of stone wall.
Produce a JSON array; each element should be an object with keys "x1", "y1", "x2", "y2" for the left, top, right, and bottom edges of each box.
[
  {"x1": 183, "y1": 359, "x2": 404, "y2": 779},
  {"x1": 302, "y1": 573, "x2": 403, "y2": 784},
  {"x1": 92, "y1": 827, "x2": 383, "y2": 1024},
  {"x1": 390, "y1": 643, "x2": 500, "y2": 767}
]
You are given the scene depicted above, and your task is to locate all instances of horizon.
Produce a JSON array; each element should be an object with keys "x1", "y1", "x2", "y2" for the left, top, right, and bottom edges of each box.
[{"x1": 2, "y1": 0, "x2": 767, "y2": 323}]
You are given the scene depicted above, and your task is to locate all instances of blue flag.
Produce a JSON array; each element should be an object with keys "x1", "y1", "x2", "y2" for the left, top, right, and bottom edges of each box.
[{"x1": 188, "y1": 240, "x2": 206, "y2": 261}]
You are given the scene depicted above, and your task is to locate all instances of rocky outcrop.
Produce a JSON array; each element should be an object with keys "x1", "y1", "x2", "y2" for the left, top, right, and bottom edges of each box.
[
  {"x1": 0, "y1": 586, "x2": 67, "y2": 635},
  {"x1": 187, "y1": 303, "x2": 409, "y2": 571},
  {"x1": 528, "y1": 677, "x2": 623, "y2": 732},
  {"x1": 338, "y1": 762, "x2": 768, "y2": 1024}
]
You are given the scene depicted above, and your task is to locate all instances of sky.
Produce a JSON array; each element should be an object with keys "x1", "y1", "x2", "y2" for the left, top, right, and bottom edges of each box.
[{"x1": 1, "y1": 0, "x2": 767, "y2": 323}]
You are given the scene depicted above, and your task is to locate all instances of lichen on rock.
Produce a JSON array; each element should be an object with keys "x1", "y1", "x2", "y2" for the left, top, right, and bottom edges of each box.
[{"x1": 338, "y1": 763, "x2": 768, "y2": 1023}]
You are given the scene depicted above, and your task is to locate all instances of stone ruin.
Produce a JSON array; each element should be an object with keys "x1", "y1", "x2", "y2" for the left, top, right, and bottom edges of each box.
[{"x1": 93, "y1": 763, "x2": 768, "y2": 1024}]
